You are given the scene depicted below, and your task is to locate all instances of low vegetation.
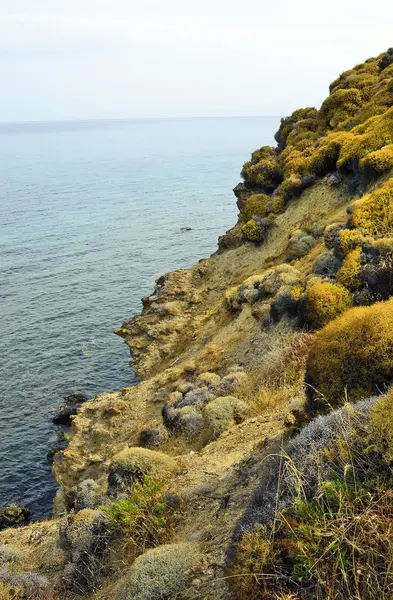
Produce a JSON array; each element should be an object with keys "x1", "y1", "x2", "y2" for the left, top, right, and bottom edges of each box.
[{"x1": 306, "y1": 297, "x2": 393, "y2": 408}]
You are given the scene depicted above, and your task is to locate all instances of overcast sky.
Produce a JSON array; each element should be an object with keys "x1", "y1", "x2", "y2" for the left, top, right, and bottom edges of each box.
[{"x1": 1, "y1": 0, "x2": 392, "y2": 122}]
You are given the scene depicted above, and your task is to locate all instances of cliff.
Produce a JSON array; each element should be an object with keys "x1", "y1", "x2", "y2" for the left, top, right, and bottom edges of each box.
[{"x1": 2, "y1": 48, "x2": 393, "y2": 600}]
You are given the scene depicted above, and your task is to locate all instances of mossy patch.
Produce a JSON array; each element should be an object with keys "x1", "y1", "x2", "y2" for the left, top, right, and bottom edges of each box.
[
  {"x1": 336, "y1": 247, "x2": 362, "y2": 291},
  {"x1": 351, "y1": 177, "x2": 393, "y2": 236}
]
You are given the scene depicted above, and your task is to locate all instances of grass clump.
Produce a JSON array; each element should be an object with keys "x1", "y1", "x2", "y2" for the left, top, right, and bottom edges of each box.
[
  {"x1": 278, "y1": 478, "x2": 393, "y2": 600},
  {"x1": 230, "y1": 397, "x2": 393, "y2": 600},
  {"x1": 108, "y1": 447, "x2": 177, "y2": 490},
  {"x1": 306, "y1": 297, "x2": 393, "y2": 408},
  {"x1": 336, "y1": 247, "x2": 362, "y2": 290},
  {"x1": 203, "y1": 396, "x2": 249, "y2": 439},
  {"x1": 242, "y1": 193, "x2": 271, "y2": 221},
  {"x1": 102, "y1": 478, "x2": 172, "y2": 553},
  {"x1": 302, "y1": 281, "x2": 352, "y2": 329},
  {"x1": 351, "y1": 177, "x2": 393, "y2": 236},
  {"x1": 230, "y1": 526, "x2": 276, "y2": 600},
  {"x1": 114, "y1": 543, "x2": 200, "y2": 600}
]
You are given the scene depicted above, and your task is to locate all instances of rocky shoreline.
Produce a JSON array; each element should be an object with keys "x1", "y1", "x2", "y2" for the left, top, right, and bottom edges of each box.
[{"x1": 2, "y1": 47, "x2": 393, "y2": 600}]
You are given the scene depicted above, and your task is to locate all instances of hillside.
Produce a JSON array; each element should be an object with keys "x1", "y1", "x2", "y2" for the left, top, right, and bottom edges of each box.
[{"x1": 2, "y1": 48, "x2": 393, "y2": 600}]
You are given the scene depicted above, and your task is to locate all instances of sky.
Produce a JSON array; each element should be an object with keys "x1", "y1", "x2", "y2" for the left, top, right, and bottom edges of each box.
[{"x1": 1, "y1": 0, "x2": 392, "y2": 122}]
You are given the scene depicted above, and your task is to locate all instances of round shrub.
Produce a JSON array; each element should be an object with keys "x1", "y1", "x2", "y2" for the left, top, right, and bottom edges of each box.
[
  {"x1": 73, "y1": 478, "x2": 103, "y2": 510},
  {"x1": 241, "y1": 219, "x2": 262, "y2": 242},
  {"x1": 220, "y1": 371, "x2": 248, "y2": 394},
  {"x1": 224, "y1": 265, "x2": 300, "y2": 312},
  {"x1": 108, "y1": 448, "x2": 177, "y2": 489},
  {"x1": 178, "y1": 387, "x2": 214, "y2": 408},
  {"x1": 115, "y1": 543, "x2": 201, "y2": 600},
  {"x1": 324, "y1": 223, "x2": 346, "y2": 250},
  {"x1": 270, "y1": 194, "x2": 286, "y2": 215},
  {"x1": 286, "y1": 230, "x2": 316, "y2": 260},
  {"x1": 242, "y1": 194, "x2": 271, "y2": 221},
  {"x1": 241, "y1": 217, "x2": 275, "y2": 243},
  {"x1": 336, "y1": 227, "x2": 368, "y2": 258},
  {"x1": 320, "y1": 88, "x2": 362, "y2": 127},
  {"x1": 312, "y1": 251, "x2": 341, "y2": 276},
  {"x1": 359, "y1": 254, "x2": 393, "y2": 301},
  {"x1": 371, "y1": 387, "x2": 393, "y2": 462},
  {"x1": 203, "y1": 396, "x2": 249, "y2": 439},
  {"x1": 60, "y1": 508, "x2": 111, "y2": 593},
  {"x1": 139, "y1": 426, "x2": 169, "y2": 449},
  {"x1": 270, "y1": 286, "x2": 300, "y2": 322},
  {"x1": 351, "y1": 178, "x2": 393, "y2": 236},
  {"x1": 241, "y1": 147, "x2": 283, "y2": 192},
  {"x1": 336, "y1": 247, "x2": 362, "y2": 291},
  {"x1": 196, "y1": 372, "x2": 221, "y2": 390},
  {"x1": 302, "y1": 281, "x2": 352, "y2": 329},
  {"x1": 177, "y1": 406, "x2": 204, "y2": 436},
  {"x1": 306, "y1": 298, "x2": 393, "y2": 408}
]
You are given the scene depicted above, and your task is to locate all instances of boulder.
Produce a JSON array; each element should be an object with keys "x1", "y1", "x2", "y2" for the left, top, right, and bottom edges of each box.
[
  {"x1": 0, "y1": 504, "x2": 29, "y2": 530},
  {"x1": 52, "y1": 392, "x2": 88, "y2": 425}
]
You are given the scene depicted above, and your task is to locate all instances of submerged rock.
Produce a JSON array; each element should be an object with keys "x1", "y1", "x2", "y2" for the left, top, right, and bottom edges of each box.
[{"x1": 52, "y1": 392, "x2": 88, "y2": 425}]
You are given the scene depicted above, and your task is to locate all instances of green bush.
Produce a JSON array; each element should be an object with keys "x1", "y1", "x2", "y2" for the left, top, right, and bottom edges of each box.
[
  {"x1": 242, "y1": 193, "x2": 271, "y2": 221},
  {"x1": 303, "y1": 281, "x2": 352, "y2": 330},
  {"x1": 102, "y1": 478, "x2": 171, "y2": 552},
  {"x1": 241, "y1": 146, "x2": 283, "y2": 191},
  {"x1": 241, "y1": 217, "x2": 274, "y2": 243},
  {"x1": 306, "y1": 297, "x2": 393, "y2": 407}
]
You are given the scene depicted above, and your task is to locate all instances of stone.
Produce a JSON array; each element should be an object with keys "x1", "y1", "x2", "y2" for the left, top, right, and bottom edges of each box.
[
  {"x1": 0, "y1": 504, "x2": 29, "y2": 530},
  {"x1": 53, "y1": 392, "x2": 88, "y2": 425},
  {"x1": 47, "y1": 446, "x2": 66, "y2": 464},
  {"x1": 52, "y1": 403, "x2": 79, "y2": 425},
  {"x1": 66, "y1": 392, "x2": 88, "y2": 404},
  {"x1": 325, "y1": 173, "x2": 341, "y2": 187}
]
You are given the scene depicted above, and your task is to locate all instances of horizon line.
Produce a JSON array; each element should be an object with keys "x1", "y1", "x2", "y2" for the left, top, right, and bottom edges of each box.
[{"x1": 0, "y1": 115, "x2": 282, "y2": 126}]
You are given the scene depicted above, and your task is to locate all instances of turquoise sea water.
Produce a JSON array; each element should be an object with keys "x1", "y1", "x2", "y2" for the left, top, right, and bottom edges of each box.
[{"x1": 0, "y1": 116, "x2": 279, "y2": 519}]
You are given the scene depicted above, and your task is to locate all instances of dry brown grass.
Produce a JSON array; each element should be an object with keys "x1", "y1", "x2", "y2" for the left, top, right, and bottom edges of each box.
[{"x1": 235, "y1": 330, "x2": 314, "y2": 416}]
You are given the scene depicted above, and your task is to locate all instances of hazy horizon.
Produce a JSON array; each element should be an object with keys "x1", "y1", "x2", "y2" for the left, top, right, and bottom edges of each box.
[
  {"x1": 1, "y1": 0, "x2": 393, "y2": 122},
  {"x1": 0, "y1": 115, "x2": 282, "y2": 125}
]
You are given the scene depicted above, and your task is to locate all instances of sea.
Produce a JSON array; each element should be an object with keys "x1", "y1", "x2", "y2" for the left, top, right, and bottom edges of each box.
[{"x1": 0, "y1": 116, "x2": 280, "y2": 519}]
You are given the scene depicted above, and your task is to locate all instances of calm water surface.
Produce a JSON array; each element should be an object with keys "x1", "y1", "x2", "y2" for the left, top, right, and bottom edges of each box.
[{"x1": 0, "y1": 116, "x2": 279, "y2": 518}]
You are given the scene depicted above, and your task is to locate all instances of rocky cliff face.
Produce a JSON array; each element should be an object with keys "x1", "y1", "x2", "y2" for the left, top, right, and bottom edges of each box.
[{"x1": 2, "y1": 48, "x2": 393, "y2": 600}]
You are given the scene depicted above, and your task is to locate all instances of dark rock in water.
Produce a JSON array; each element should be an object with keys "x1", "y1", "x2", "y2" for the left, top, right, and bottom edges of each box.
[
  {"x1": 0, "y1": 504, "x2": 29, "y2": 530},
  {"x1": 65, "y1": 392, "x2": 88, "y2": 404},
  {"x1": 52, "y1": 404, "x2": 78, "y2": 425},
  {"x1": 53, "y1": 392, "x2": 88, "y2": 425}
]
